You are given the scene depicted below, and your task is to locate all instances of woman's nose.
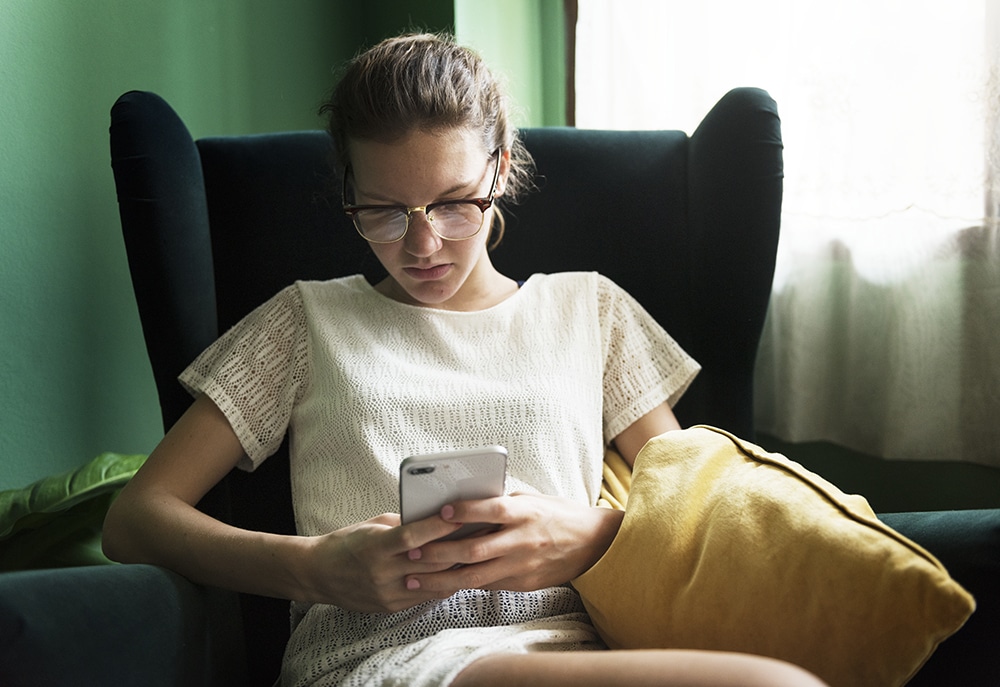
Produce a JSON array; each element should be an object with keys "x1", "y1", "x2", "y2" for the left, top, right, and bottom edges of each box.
[{"x1": 403, "y1": 212, "x2": 443, "y2": 256}]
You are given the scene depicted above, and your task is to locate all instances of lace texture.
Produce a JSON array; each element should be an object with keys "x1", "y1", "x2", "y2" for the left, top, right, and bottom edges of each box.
[{"x1": 284, "y1": 587, "x2": 599, "y2": 687}]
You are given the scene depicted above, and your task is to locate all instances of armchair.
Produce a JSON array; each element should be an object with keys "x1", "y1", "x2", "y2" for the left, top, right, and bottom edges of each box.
[
  {"x1": 111, "y1": 87, "x2": 784, "y2": 685},
  {"x1": 0, "y1": 88, "x2": 995, "y2": 686}
]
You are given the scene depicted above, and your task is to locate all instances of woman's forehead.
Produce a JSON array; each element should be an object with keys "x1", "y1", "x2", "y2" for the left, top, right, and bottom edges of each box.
[{"x1": 349, "y1": 128, "x2": 489, "y2": 200}]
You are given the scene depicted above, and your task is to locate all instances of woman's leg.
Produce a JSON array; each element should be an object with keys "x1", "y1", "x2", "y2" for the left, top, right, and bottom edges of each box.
[{"x1": 451, "y1": 649, "x2": 828, "y2": 687}]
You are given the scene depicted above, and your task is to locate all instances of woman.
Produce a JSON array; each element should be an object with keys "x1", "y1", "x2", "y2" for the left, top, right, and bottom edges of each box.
[{"x1": 103, "y1": 32, "x2": 825, "y2": 687}]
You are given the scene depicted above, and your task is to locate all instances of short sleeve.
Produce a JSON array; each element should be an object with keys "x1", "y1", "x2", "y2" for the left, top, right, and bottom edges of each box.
[
  {"x1": 597, "y1": 275, "x2": 700, "y2": 442},
  {"x1": 179, "y1": 284, "x2": 311, "y2": 470}
]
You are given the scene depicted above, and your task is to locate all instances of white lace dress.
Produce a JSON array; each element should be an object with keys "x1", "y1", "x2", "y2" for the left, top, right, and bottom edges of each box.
[{"x1": 179, "y1": 272, "x2": 699, "y2": 686}]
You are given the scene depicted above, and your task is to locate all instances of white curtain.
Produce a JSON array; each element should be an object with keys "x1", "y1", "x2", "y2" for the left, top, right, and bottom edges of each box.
[{"x1": 576, "y1": 0, "x2": 1000, "y2": 467}]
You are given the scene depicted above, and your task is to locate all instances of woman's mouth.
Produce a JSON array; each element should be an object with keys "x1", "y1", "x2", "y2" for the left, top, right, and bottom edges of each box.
[{"x1": 403, "y1": 264, "x2": 452, "y2": 281}]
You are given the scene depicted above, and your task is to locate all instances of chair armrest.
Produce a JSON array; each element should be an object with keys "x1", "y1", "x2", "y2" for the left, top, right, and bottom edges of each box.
[
  {"x1": 880, "y1": 509, "x2": 1000, "y2": 686},
  {"x1": 0, "y1": 564, "x2": 246, "y2": 687}
]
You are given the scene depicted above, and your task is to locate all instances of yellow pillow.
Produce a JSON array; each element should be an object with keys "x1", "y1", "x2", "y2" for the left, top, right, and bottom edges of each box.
[{"x1": 574, "y1": 426, "x2": 975, "y2": 687}]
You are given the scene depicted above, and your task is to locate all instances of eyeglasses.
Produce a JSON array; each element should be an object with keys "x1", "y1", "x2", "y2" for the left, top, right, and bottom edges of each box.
[{"x1": 342, "y1": 149, "x2": 501, "y2": 244}]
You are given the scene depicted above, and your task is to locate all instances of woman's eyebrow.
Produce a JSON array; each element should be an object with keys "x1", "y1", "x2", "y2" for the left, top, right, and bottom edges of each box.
[{"x1": 355, "y1": 176, "x2": 480, "y2": 204}]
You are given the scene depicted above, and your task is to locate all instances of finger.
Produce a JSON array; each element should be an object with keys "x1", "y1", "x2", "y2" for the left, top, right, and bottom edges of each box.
[
  {"x1": 392, "y1": 514, "x2": 464, "y2": 554},
  {"x1": 369, "y1": 512, "x2": 402, "y2": 527},
  {"x1": 415, "y1": 526, "x2": 504, "y2": 566},
  {"x1": 441, "y1": 495, "x2": 516, "y2": 528},
  {"x1": 404, "y1": 556, "x2": 513, "y2": 596},
  {"x1": 394, "y1": 554, "x2": 505, "y2": 604}
]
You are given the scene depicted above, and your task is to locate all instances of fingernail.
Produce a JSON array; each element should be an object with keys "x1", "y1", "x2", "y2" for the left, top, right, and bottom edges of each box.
[
  {"x1": 441, "y1": 505, "x2": 455, "y2": 520},
  {"x1": 406, "y1": 578, "x2": 421, "y2": 590},
  {"x1": 408, "y1": 548, "x2": 422, "y2": 561}
]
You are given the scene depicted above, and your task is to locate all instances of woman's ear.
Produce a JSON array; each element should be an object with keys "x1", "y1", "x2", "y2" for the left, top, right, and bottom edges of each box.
[{"x1": 495, "y1": 148, "x2": 513, "y2": 197}]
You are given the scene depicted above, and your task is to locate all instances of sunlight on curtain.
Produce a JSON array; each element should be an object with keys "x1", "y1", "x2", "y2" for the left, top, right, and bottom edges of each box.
[{"x1": 576, "y1": 0, "x2": 1000, "y2": 466}]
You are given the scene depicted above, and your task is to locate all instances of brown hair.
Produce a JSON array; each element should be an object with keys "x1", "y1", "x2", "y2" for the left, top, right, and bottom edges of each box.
[{"x1": 319, "y1": 32, "x2": 535, "y2": 245}]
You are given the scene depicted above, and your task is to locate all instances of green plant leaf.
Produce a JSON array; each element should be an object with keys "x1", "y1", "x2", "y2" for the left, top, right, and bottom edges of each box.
[
  {"x1": 0, "y1": 453, "x2": 147, "y2": 540},
  {"x1": 0, "y1": 493, "x2": 117, "y2": 571}
]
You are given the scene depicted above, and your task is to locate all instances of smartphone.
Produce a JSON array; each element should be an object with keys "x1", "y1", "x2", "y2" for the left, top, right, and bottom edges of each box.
[{"x1": 399, "y1": 445, "x2": 508, "y2": 541}]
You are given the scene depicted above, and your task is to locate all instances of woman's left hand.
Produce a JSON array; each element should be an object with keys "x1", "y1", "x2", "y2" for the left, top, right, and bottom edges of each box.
[{"x1": 401, "y1": 493, "x2": 624, "y2": 595}]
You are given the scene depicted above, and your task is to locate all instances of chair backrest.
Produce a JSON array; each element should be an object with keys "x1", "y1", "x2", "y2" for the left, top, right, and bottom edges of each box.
[{"x1": 110, "y1": 88, "x2": 782, "y2": 686}]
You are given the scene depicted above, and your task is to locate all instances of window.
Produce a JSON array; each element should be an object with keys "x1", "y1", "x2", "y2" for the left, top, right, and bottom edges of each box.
[{"x1": 575, "y1": 0, "x2": 1000, "y2": 466}]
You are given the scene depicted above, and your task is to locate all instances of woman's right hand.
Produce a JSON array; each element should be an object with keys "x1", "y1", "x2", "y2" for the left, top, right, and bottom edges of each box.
[{"x1": 304, "y1": 512, "x2": 467, "y2": 613}]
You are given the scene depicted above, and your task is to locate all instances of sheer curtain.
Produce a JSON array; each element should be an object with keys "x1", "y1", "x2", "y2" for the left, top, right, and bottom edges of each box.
[{"x1": 576, "y1": 0, "x2": 1000, "y2": 467}]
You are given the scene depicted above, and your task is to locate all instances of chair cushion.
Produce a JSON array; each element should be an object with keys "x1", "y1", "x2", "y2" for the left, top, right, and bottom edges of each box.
[{"x1": 573, "y1": 426, "x2": 975, "y2": 687}]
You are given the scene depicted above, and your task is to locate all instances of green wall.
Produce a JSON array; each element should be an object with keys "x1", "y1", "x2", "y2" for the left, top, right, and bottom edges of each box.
[
  {"x1": 456, "y1": 0, "x2": 567, "y2": 127},
  {"x1": 0, "y1": 0, "x2": 343, "y2": 490},
  {"x1": 0, "y1": 0, "x2": 565, "y2": 491}
]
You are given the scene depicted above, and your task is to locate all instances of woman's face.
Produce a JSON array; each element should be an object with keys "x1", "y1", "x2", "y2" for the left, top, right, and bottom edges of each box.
[{"x1": 348, "y1": 128, "x2": 510, "y2": 311}]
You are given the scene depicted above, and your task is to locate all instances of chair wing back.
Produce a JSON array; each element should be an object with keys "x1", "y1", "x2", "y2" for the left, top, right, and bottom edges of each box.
[
  {"x1": 110, "y1": 88, "x2": 782, "y2": 687},
  {"x1": 110, "y1": 92, "x2": 219, "y2": 434},
  {"x1": 499, "y1": 99, "x2": 783, "y2": 434}
]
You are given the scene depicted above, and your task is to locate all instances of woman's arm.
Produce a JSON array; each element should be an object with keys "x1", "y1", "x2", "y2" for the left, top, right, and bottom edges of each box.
[
  {"x1": 613, "y1": 401, "x2": 682, "y2": 467},
  {"x1": 102, "y1": 395, "x2": 464, "y2": 613},
  {"x1": 103, "y1": 395, "x2": 311, "y2": 598}
]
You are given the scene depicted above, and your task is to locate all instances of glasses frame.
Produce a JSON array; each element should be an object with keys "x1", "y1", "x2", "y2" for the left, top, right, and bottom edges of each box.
[{"x1": 342, "y1": 149, "x2": 501, "y2": 244}]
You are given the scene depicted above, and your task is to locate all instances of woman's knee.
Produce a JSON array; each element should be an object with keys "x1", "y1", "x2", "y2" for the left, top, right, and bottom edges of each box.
[{"x1": 451, "y1": 649, "x2": 828, "y2": 687}]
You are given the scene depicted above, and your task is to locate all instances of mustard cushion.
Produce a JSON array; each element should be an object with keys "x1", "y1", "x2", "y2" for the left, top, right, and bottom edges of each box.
[{"x1": 575, "y1": 426, "x2": 975, "y2": 687}]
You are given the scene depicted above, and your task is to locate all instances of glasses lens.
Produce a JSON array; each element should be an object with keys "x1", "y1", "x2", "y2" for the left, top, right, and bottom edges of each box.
[
  {"x1": 427, "y1": 203, "x2": 486, "y2": 239},
  {"x1": 354, "y1": 208, "x2": 408, "y2": 242}
]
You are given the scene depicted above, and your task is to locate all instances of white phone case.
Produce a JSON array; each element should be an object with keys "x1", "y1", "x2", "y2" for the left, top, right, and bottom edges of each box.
[{"x1": 399, "y1": 445, "x2": 508, "y2": 540}]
